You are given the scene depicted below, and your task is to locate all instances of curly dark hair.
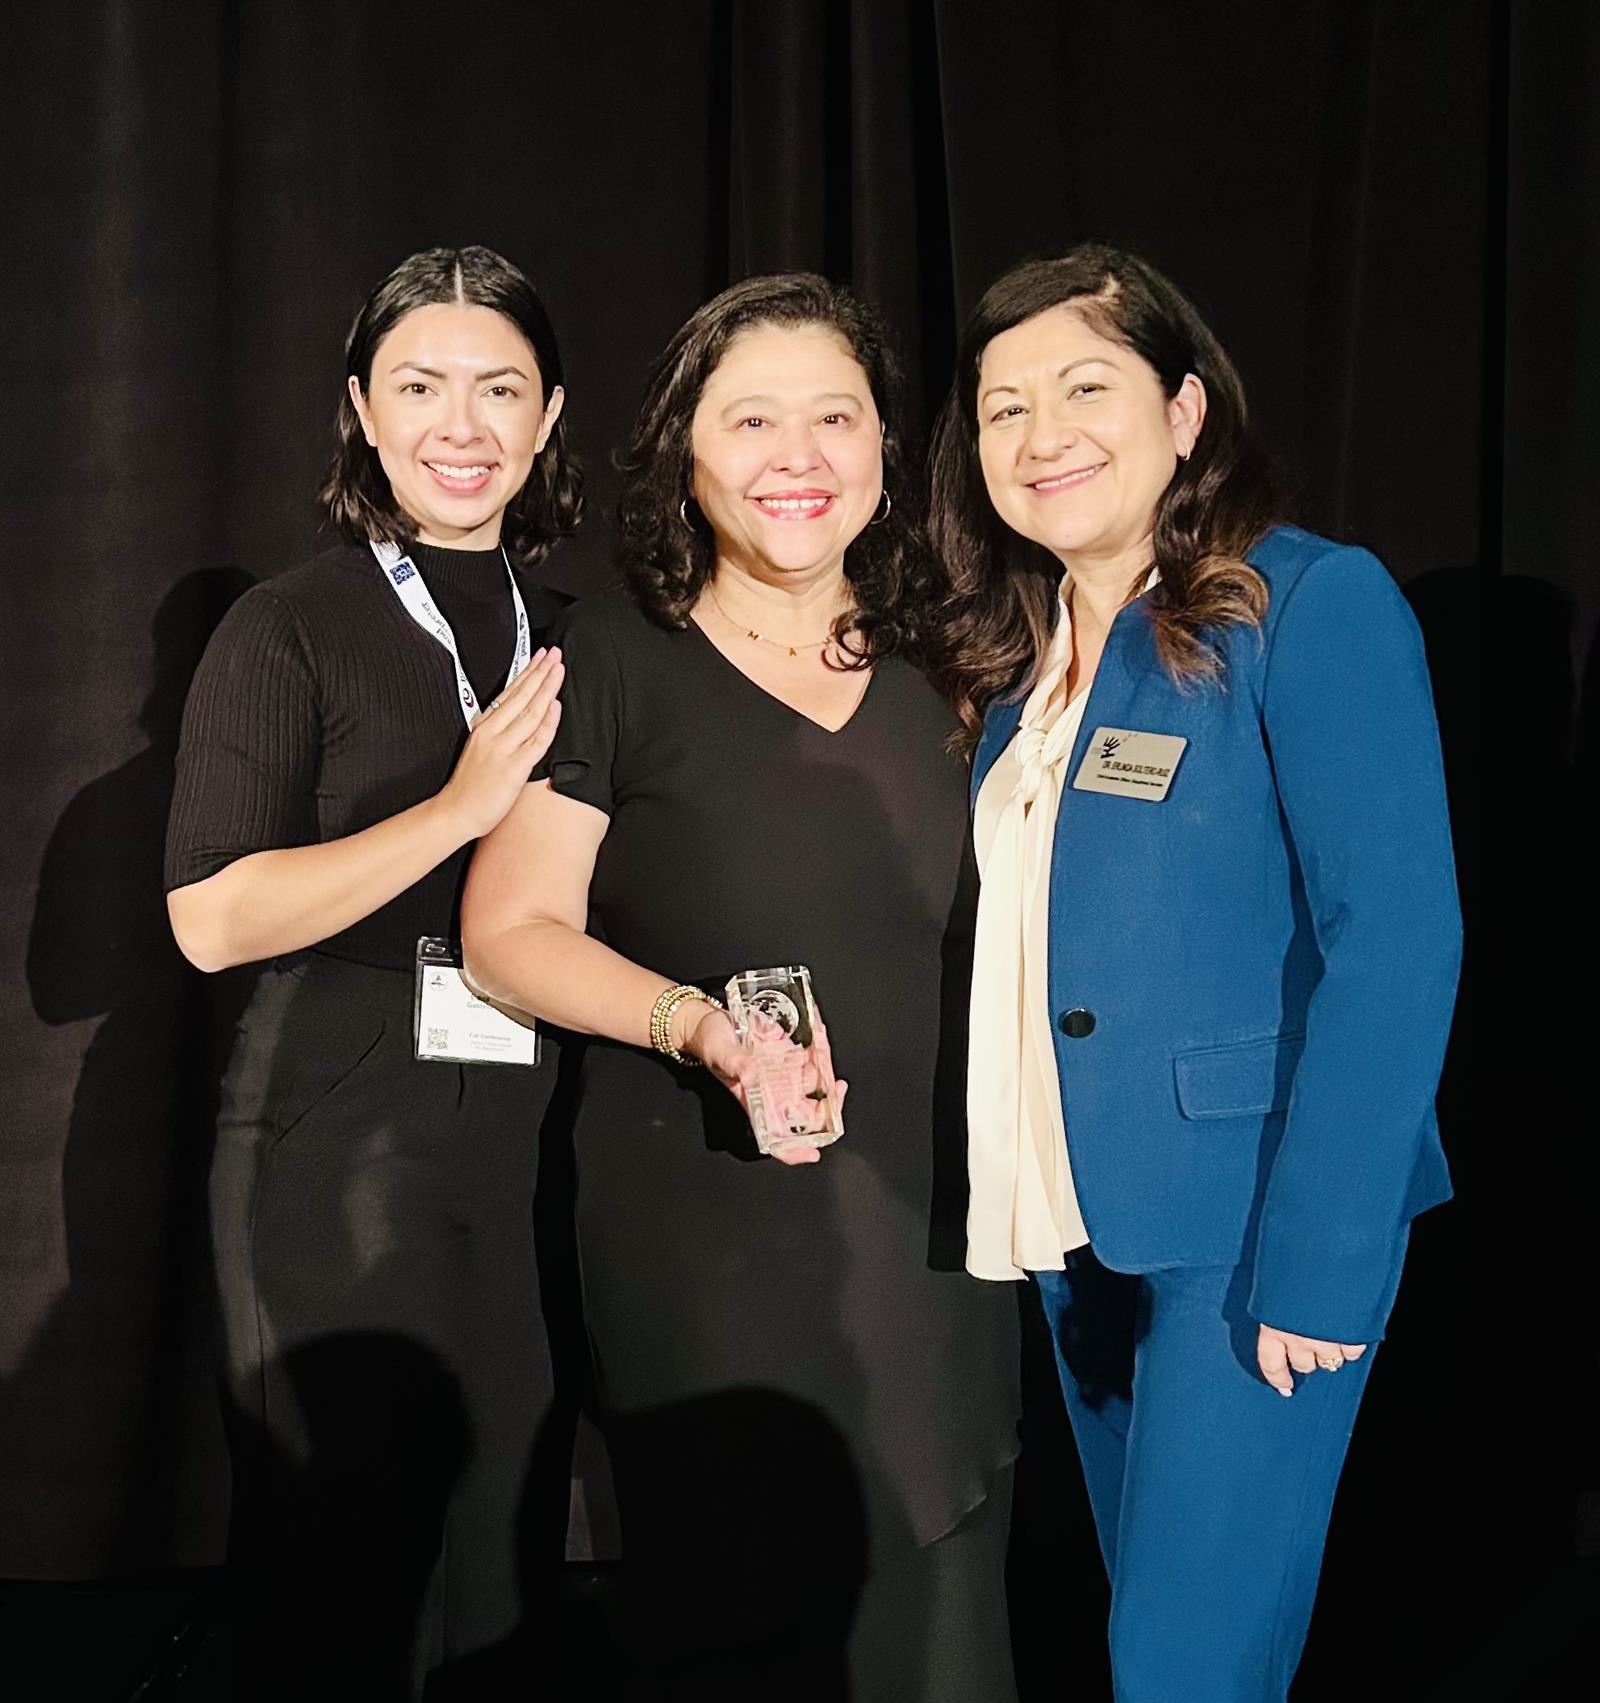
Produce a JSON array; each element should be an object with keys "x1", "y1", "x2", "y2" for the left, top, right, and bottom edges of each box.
[
  {"x1": 617, "y1": 273, "x2": 935, "y2": 666},
  {"x1": 319, "y1": 245, "x2": 583, "y2": 569},
  {"x1": 926, "y1": 244, "x2": 1282, "y2": 743}
]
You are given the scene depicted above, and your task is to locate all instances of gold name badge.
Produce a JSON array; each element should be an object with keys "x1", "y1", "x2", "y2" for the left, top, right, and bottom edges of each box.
[{"x1": 1072, "y1": 727, "x2": 1189, "y2": 802}]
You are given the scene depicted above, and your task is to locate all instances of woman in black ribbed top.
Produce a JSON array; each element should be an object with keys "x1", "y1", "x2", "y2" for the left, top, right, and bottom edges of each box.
[
  {"x1": 165, "y1": 247, "x2": 577, "y2": 1701},
  {"x1": 167, "y1": 533, "x2": 566, "y2": 967}
]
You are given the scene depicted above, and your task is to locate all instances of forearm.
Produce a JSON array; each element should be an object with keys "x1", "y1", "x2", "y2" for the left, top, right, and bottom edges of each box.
[
  {"x1": 167, "y1": 794, "x2": 472, "y2": 972},
  {"x1": 462, "y1": 913, "x2": 681, "y2": 1046}
]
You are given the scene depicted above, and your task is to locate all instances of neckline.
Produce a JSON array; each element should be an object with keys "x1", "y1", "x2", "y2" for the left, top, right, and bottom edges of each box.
[
  {"x1": 409, "y1": 539, "x2": 512, "y2": 602},
  {"x1": 685, "y1": 615, "x2": 879, "y2": 736}
]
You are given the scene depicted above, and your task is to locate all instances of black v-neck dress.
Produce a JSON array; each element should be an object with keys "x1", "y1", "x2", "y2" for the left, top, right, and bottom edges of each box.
[{"x1": 536, "y1": 588, "x2": 1020, "y2": 1688}]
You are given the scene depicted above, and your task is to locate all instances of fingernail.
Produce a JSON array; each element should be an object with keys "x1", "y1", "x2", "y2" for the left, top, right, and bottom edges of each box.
[{"x1": 1279, "y1": 1387, "x2": 1293, "y2": 1399}]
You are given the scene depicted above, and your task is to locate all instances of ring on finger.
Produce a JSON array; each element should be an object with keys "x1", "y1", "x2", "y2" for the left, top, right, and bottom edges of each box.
[{"x1": 1315, "y1": 1354, "x2": 1344, "y2": 1372}]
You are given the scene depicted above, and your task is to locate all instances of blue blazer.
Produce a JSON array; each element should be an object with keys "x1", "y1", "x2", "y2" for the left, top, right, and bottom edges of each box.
[{"x1": 972, "y1": 526, "x2": 1461, "y2": 1343}]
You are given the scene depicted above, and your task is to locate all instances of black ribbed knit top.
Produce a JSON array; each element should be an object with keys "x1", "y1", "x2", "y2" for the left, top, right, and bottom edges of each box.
[{"x1": 164, "y1": 540, "x2": 568, "y2": 970}]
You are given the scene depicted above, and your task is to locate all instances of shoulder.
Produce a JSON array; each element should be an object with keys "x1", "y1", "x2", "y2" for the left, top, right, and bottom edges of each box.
[
  {"x1": 542, "y1": 586, "x2": 670, "y2": 729},
  {"x1": 255, "y1": 541, "x2": 380, "y2": 606},
  {"x1": 1243, "y1": 524, "x2": 1417, "y2": 656},
  {"x1": 1248, "y1": 524, "x2": 1402, "y2": 612},
  {"x1": 549, "y1": 582, "x2": 671, "y2": 653},
  {"x1": 227, "y1": 544, "x2": 384, "y2": 637},
  {"x1": 510, "y1": 572, "x2": 571, "y2": 634},
  {"x1": 198, "y1": 544, "x2": 385, "y2": 677},
  {"x1": 1243, "y1": 527, "x2": 1427, "y2": 704}
]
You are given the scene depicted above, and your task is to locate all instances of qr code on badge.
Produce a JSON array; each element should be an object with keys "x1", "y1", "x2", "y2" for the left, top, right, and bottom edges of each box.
[{"x1": 427, "y1": 1027, "x2": 450, "y2": 1051}]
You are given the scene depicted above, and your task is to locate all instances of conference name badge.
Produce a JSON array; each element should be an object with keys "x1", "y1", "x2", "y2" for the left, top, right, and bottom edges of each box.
[
  {"x1": 1071, "y1": 727, "x2": 1188, "y2": 803},
  {"x1": 414, "y1": 937, "x2": 541, "y2": 1066}
]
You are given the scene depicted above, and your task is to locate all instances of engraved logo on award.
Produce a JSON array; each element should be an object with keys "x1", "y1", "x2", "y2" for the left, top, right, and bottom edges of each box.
[{"x1": 725, "y1": 965, "x2": 844, "y2": 1156}]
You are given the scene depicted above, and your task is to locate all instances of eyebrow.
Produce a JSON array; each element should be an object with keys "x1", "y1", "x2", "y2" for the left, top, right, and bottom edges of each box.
[
  {"x1": 979, "y1": 357, "x2": 1116, "y2": 404},
  {"x1": 390, "y1": 361, "x2": 532, "y2": 382},
  {"x1": 720, "y1": 390, "x2": 866, "y2": 411}
]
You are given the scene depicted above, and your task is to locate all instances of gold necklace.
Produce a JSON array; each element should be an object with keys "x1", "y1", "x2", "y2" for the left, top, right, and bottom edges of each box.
[{"x1": 705, "y1": 583, "x2": 837, "y2": 657}]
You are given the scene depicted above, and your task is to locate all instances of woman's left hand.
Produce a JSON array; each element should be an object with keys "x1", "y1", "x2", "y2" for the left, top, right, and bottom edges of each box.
[
  {"x1": 1256, "y1": 1325, "x2": 1368, "y2": 1397},
  {"x1": 683, "y1": 1005, "x2": 849, "y2": 1166}
]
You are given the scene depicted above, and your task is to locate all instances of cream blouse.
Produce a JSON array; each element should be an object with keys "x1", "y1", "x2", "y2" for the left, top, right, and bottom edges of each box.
[{"x1": 966, "y1": 583, "x2": 1093, "y2": 1280}]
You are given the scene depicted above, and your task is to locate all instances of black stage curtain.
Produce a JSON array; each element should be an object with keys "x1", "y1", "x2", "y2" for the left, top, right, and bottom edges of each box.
[{"x1": 2, "y1": 1, "x2": 1592, "y2": 1693}]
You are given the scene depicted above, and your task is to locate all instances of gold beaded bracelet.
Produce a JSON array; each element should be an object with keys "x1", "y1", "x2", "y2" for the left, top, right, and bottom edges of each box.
[{"x1": 649, "y1": 983, "x2": 723, "y2": 1067}]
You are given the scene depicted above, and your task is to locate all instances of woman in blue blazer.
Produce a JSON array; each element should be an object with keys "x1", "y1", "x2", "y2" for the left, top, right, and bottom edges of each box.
[{"x1": 927, "y1": 245, "x2": 1460, "y2": 1701}]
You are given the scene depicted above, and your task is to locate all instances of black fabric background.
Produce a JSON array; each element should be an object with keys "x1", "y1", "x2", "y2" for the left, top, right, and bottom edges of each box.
[{"x1": 2, "y1": 2, "x2": 1592, "y2": 1693}]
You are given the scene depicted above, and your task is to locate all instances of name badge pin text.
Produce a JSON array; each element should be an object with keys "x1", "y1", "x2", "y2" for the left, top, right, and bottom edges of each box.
[{"x1": 1071, "y1": 727, "x2": 1189, "y2": 803}]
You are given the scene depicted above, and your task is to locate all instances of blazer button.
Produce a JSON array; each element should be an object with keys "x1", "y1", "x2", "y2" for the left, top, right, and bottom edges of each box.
[{"x1": 1058, "y1": 1008, "x2": 1096, "y2": 1039}]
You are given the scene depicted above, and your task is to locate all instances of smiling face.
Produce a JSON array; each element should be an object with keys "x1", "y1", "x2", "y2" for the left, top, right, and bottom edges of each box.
[
  {"x1": 975, "y1": 303, "x2": 1203, "y2": 572},
  {"x1": 689, "y1": 323, "x2": 884, "y2": 584},
  {"x1": 350, "y1": 301, "x2": 564, "y2": 550}
]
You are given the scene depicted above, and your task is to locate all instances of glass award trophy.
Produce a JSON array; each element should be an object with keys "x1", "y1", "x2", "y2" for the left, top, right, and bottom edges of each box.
[{"x1": 725, "y1": 966, "x2": 844, "y2": 1156}]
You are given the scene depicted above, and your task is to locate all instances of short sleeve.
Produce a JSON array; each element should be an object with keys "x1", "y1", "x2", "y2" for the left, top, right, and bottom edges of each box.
[
  {"x1": 164, "y1": 588, "x2": 321, "y2": 890},
  {"x1": 530, "y1": 596, "x2": 624, "y2": 817}
]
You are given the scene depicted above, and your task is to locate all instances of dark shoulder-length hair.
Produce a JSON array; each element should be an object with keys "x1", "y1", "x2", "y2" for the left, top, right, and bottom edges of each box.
[
  {"x1": 617, "y1": 272, "x2": 935, "y2": 666},
  {"x1": 319, "y1": 245, "x2": 583, "y2": 569},
  {"x1": 926, "y1": 243, "x2": 1281, "y2": 742}
]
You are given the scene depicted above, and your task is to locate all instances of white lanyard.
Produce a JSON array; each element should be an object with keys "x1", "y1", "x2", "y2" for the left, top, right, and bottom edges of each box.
[{"x1": 369, "y1": 538, "x2": 531, "y2": 728}]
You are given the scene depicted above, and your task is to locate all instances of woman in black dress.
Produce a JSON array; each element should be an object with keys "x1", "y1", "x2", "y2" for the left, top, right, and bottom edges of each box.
[
  {"x1": 165, "y1": 247, "x2": 577, "y2": 1699},
  {"x1": 463, "y1": 275, "x2": 1019, "y2": 1701}
]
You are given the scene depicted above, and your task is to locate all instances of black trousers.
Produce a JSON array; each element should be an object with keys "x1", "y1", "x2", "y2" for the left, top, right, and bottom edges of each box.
[{"x1": 211, "y1": 956, "x2": 572, "y2": 1700}]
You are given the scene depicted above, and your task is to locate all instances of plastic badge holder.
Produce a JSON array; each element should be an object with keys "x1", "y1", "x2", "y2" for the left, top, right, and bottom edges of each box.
[
  {"x1": 414, "y1": 936, "x2": 541, "y2": 1066},
  {"x1": 724, "y1": 965, "x2": 844, "y2": 1155}
]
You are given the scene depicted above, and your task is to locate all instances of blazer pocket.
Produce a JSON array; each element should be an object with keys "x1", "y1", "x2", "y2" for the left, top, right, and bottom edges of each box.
[{"x1": 1173, "y1": 1030, "x2": 1305, "y2": 1120}]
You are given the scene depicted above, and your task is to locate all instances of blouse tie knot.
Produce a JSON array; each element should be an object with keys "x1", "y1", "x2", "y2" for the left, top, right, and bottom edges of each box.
[{"x1": 1011, "y1": 724, "x2": 1051, "y2": 806}]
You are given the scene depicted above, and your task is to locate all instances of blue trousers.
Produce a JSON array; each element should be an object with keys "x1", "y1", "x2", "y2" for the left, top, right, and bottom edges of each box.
[{"x1": 1034, "y1": 1248, "x2": 1391, "y2": 1702}]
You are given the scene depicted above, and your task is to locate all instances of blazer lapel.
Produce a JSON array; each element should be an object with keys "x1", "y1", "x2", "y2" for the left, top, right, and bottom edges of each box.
[
  {"x1": 1049, "y1": 594, "x2": 1167, "y2": 863},
  {"x1": 972, "y1": 593, "x2": 1159, "y2": 812},
  {"x1": 972, "y1": 698, "x2": 1025, "y2": 808}
]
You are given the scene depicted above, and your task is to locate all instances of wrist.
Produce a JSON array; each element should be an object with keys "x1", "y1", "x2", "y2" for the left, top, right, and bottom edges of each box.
[
  {"x1": 672, "y1": 996, "x2": 720, "y2": 1058},
  {"x1": 422, "y1": 787, "x2": 474, "y2": 852},
  {"x1": 649, "y1": 983, "x2": 724, "y2": 1065}
]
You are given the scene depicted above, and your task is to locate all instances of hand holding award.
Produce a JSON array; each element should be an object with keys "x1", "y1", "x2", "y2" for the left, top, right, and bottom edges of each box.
[{"x1": 725, "y1": 967, "x2": 845, "y2": 1158}]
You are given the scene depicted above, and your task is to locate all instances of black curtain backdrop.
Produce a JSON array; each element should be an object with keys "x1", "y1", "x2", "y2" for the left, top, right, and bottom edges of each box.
[{"x1": 2, "y1": 1, "x2": 1593, "y2": 1694}]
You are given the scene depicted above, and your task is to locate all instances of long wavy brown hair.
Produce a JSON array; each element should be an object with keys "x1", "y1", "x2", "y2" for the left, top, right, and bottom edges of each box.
[{"x1": 926, "y1": 245, "x2": 1281, "y2": 743}]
